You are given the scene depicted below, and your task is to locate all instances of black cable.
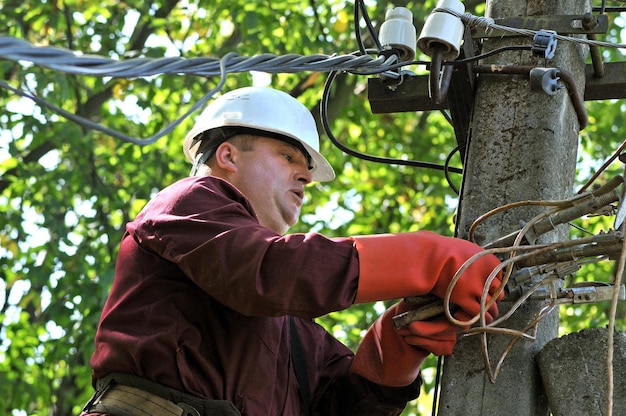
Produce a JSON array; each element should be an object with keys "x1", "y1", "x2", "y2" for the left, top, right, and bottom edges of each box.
[
  {"x1": 444, "y1": 145, "x2": 462, "y2": 195},
  {"x1": 320, "y1": 69, "x2": 463, "y2": 174},
  {"x1": 431, "y1": 355, "x2": 444, "y2": 416},
  {"x1": 429, "y1": 46, "x2": 445, "y2": 104},
  {"x1": 592, "y1": 6, "x2": 626, "y2": 12},
  {"x1": 429, "y1": 46, "x2": 455, "y2": 105},
  {"x1": 450, "y1": 45, "x2": 533, "y2": 64},
  {"x1": 439, "y1": 109, "x2": 454, "y2": 127},
  {"x1": 354, "y1": 2, "x2": 368, "y2": 56},
  {"x1": 357, "y1": 0, "x2": 383, "y2": 52}
]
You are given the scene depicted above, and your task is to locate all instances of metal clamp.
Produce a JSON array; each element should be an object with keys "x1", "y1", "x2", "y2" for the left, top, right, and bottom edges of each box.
[
  {"x1": 530, "y1": 283, "x2": 626, "y2": 304},
  {"x1": 532, "y1": 30, "x2": 558, "y2": 59}
]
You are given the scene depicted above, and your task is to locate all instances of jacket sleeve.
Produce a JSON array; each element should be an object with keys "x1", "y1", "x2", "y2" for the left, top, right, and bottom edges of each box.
[
  {"x1": 295, "y1": 318, "x2": 421, "y2": 416},
  {"x1": 128, "y1": 177, "x2": 360, "y2": 318},
  {"x1": 314, "y1": 373, "x2": 421, "y2": 416}
]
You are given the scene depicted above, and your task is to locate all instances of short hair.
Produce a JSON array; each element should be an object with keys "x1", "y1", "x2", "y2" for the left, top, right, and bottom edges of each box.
[{"x1": 189, "y1": 127, "x2": 312, "y2": 176}]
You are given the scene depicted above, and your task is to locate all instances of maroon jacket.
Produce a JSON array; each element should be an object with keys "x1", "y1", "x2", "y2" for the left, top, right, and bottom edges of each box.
[{"x1": 90, "y1": 176, "x2": 420, "y2": 415}]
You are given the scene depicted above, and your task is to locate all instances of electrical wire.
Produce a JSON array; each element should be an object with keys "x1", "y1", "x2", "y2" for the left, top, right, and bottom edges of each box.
[
  {"x1": 0, "y1": 52, "x2": 236, "y2": 145},
  {"x1": 468, "y1": 197, "x2": 587, "y2": 244},
  {"x1": 428, "y1": 160, "x2": 625, "y2": 386},
  {"x1": 354, "y1": 0, "x2": 383, "y2": 55},
  {"x1": 3, "y1": 3, "x2": 626, "y2": 79},
  {"x1": 318, "y1": 45, "x2": 540, "y2": 80},
  {"x1": 577, "y1": 138, "x2": 626, "y2": 194},
  {"x1": 354, "y1": 3, "x2": 368, "y2": 56},
  {"x1": 442, "y1": 222, "x2": 620, "y2": 383},
  {"x1": 0, "y1": 34, "x2": 594, "y2": 151},
  {"x1": 592, "y1": 6, "x2": 626, "y2": 13},
  {"x1": 604, "y1": 136, "x2": 626, "y2": 416},
  {"x1": 444, "y1": 145, "x2": 462, "y2": 195},
  {"x1": 424, "y1": 150, "x2": 626, "y2": 384},
  {"x1": 606, "y1": 232, "x2": 625, "y2": 416},
  {"x1": 321, "y1": 69, "x2": 463, "y2": 174},
  {"x1": 0, "y1": 36, "x2": 563, "y2": 80},
  {"x1": 431, "y1": 355, "x2": 444, "y2": 416},
  {"x1": 0, "y1": 36, "x2": 533, "y2": 175},
  {"x1": 436, "y1": 7, "x2": 626, "y2": 49},
  {"x1": 0, "y1": 36, "x2": 394, "y2": 77},
  {"x1": 0, "y1": 41, "x2": 398, "y2": 145},
  {"x1": 450, "y1": 45, "x2": 532, "y2": 64}
]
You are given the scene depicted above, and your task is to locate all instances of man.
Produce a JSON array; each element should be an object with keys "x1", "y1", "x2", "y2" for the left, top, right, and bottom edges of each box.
[{"x1": 81, "y1": 86, "x2": 502, "y2": 416}]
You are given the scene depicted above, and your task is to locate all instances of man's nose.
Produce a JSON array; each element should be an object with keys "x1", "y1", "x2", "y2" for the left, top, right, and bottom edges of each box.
[{"x1": 297, "y1": 164, "x2": 313, "y2": 184}]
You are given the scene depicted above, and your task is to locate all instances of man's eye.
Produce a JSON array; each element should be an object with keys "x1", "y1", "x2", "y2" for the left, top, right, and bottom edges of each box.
[{"x1": 283, "y1": 154, "x2": 293, "y2": 162}]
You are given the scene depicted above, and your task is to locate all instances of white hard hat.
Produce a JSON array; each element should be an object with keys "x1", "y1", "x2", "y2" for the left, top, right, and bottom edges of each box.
[{"x1": 183, "y1": 86, "x2": 335, "y2": 182}]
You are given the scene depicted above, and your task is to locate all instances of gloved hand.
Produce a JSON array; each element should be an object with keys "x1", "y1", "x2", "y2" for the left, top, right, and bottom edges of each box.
[
  {"x1": 350, "y1": 301, "x2": 458, "y2": 387},
  {"x1": 351, "y1": 231, "x2": 503, "y2": 322}
]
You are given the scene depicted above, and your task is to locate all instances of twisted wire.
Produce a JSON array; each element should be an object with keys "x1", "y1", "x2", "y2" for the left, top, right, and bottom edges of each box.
[
  {"x1": 0, "y1": 51, "x2": 237, "y2": 145},
  {"x1": 438, "y1": 151, "x2": 626, "y2": 393},
  {"x1": 0, "y1": 36, "x2": 394, "y2": 78}
]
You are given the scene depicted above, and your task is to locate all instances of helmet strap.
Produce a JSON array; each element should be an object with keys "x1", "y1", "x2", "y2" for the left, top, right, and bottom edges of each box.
[{"x1": 190, "y1": 152, "x2": 211, "y2": 176}]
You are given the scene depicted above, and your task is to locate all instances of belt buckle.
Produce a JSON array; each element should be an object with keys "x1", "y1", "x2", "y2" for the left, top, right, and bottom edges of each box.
[
  {"x1": 177, "y1": 402, "x2": 201, "y2": 416},
  {"x1": 82, "y1": 381, "x2": 112, "y2": 412}
]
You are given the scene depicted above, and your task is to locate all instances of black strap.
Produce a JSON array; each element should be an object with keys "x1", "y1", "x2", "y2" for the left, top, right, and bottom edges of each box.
[{"x1": 289, "y1": 317, "x2": 311, "y2": 416}]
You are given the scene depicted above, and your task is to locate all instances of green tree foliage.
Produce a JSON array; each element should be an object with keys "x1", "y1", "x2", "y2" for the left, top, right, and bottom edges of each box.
[{"x1": 0, "y1": 1, "x2": 625, "y2": 415}]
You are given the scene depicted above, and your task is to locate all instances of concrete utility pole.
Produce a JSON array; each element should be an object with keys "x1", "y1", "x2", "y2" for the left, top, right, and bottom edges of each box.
[{"x1": 437, "y1": 1, "x2": 590, "y2": 415}]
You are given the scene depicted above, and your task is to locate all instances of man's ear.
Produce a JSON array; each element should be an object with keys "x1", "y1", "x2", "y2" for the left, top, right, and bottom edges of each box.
[{"x1": 213, "y1": 141, "x2": 239, "y2": 173}]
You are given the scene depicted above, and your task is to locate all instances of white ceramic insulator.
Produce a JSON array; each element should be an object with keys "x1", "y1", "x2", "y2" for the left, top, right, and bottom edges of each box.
[
  {"x1": 378, "y1": 7, "x2": 417, "y2": 62},
  {"x1": 417, "y1": 0, "x2": 465, "y2": 61}
]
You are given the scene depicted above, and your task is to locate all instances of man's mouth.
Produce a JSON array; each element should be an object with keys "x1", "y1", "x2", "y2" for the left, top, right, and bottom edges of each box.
[{"x1": 291, "y1": 189, "x2": 304, "y2": 203}]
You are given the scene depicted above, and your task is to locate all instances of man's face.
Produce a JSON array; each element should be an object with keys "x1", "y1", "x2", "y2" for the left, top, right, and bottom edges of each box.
[{"x1": 228, "y1": 136, "x2": 313, "y2": 234}]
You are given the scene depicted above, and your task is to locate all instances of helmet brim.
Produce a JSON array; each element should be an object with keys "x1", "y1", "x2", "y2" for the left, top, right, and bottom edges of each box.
[{"x1": 300, "y1": 140, "x2": 335, "y2": 182}]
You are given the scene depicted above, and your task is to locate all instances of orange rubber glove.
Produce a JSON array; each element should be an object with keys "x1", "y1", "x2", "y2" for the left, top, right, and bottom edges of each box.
[
  {"x1": 351, "y1": 231, "x2": 503, "y2": 322},
  {"x1": 350, "y1": 301, "x2": 458, "y2": 387}
]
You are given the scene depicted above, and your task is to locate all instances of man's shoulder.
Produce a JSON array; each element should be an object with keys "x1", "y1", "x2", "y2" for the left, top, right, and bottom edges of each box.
[
  {"x1": 161, "y1": 176, "x2": 252, "y2": 210},
  {"x1": 168, "y1": 175, "x2": 241, "y2": 197},
  {"x1": 135, "y1": 175, "x2": 254, "y2": 222}
]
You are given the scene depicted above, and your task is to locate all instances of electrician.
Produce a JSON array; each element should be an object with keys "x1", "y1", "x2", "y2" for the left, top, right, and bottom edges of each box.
[{"x1": 80, "y1": 86, "x2": 503, "y2": 416}]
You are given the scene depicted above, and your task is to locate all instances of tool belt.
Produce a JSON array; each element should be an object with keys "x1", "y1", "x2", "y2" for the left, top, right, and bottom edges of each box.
[{"x1": 82, "y1": 373, "x2": 241, "y2": 416}]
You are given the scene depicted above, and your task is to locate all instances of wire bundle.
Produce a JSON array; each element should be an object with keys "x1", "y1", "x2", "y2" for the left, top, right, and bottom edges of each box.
[
  {"x1": 0, "y1": 37, "x2": 397, "y2": 77},
  {"x1": 436, "y1": 140, "x2": 626, "y2": 416}
]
